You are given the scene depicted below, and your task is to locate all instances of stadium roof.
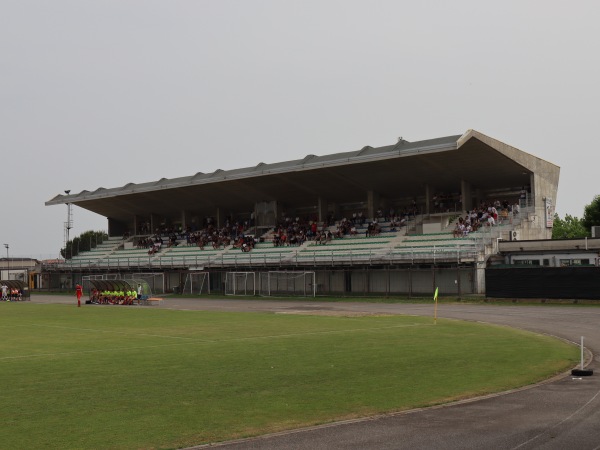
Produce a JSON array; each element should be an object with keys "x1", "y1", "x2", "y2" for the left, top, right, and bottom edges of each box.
[{"x1": 46, "y1": 130, "x2": 558, "y2": 222}]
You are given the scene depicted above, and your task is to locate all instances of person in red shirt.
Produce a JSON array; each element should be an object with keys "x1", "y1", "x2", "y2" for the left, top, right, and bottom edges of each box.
[{"x1": 75, "y1": 284, "x2": 83, "y2": 307}]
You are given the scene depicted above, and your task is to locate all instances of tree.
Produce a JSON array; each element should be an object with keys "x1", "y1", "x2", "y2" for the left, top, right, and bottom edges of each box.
[
  {"x1": 61, "y1": 230, "x2": 108, "y2": 259},
  {"x1": 551, "y1": 213, "x2": 589, "y2": 239},
  {"x1": 582, "y1": 195, "x2": 600, "y2": 232}
]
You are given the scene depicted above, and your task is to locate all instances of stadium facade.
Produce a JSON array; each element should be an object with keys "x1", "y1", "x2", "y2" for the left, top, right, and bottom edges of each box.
[{"x1": 44, "y1": 130, "x2": 560, "y2": 297}]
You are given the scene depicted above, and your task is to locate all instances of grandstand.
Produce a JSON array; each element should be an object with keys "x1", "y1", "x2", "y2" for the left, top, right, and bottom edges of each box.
[{"x1": 44, "y1": 130, "x2": 560, "y2": 296}]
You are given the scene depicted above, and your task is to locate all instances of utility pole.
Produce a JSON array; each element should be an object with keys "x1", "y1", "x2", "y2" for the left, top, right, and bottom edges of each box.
[
  {"x1": 64, "y1": 190, "x2": 73, "y2": 259},
  {"x1": 3, "y1": 244, "x2": 8, "y2": 280}
]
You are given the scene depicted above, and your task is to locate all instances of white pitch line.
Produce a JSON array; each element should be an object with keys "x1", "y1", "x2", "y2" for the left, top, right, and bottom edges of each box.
[
  {"x1": 0, "y1": 322, "x2": 431, "y2": 361},
  {"x1": 22, "y1": 323, "x2": 201, "y2": 340},
  {"x1": 0, "y1": 341, "x2": 199, "y2": 360}
]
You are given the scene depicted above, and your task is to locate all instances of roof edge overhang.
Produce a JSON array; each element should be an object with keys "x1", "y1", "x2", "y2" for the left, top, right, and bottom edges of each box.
[
  {"x1": 45, "y1": 135, "x2": 460, "y2": 207},
  {"x1": 458, "y1": 129, "x2": 561, "y2": 174}
]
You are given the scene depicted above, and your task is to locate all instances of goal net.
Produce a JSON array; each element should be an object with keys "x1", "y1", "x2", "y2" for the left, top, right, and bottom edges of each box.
[
  {"x1": 225, "y1": 272, "x2": 256, "y2": 296},
  {"x1": 181, "y1": 272, "x2": 210, "y2": 295},
  {"x1": 124, "y1": 273, "x2": 165, "y2": 294},
  {"x1": 259, "y1": 271, "x2": 316, "y2": 297}
]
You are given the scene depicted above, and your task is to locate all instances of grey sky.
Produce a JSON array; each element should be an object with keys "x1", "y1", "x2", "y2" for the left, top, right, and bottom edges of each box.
[{"x1": 2, "y1": 1, "x2": 599, "y2": 259}]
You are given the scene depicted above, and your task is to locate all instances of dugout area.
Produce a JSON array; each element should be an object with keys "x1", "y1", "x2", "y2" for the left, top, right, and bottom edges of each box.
[{"x1": 0, "y1": 280, "x2": 30, "y2": 300}]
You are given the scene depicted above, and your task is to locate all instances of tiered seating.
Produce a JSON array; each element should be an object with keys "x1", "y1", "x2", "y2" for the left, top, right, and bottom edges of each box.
[
  {"x1": 103, "y1": 247, "x2": 154, "y2": 267},
  {"x1": 64, "y1": 237, "x2": 123, "y2": 267},
  {"x1": 218, "y1": 242, "x2": 297, "y2": 266},
  {"x1": 388, "y1": 232, "x2": 479, "y2": 261},
  {"x1": 156, "y1": 244, "x2": 229, "y2": 267},
  {"x1": 294, "y1": 233, "x2": 398, "y2": 264}
]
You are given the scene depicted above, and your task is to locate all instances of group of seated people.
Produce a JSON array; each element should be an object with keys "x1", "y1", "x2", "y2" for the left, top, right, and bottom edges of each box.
[
  {"x1": 187, "y1": 227, "x2": 234, "y2": 250},
  {"x1": 1, "y1": 285, "x2": 23, "y2": 301},
  {"x1": 234, "y1": 235, "x2": 257, "y2": 252},
  {"x1": 453, "y1": 200, "x2": 520, "y2": 237},
  {"x1": 128, "y1": 209, "x2": 414, "y2": 254},
  {"x1": 89, "y1": 287, "x2": 143, "y2": 305},
  {"x1": 135, "y1": 236, "x2": 164, "y2": 255},
  {"x1": 269, "y1": 211, "x2": 408, "y2": 247},
  {"x1": 365, "y1": 221, "x2": 382, "y2": 237},
  {"x1": 272, "y1": 217, "x2": 326, "y2": 247}
]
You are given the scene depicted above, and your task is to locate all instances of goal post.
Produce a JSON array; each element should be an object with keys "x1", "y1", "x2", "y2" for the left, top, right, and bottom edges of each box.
[
  {"x1": 225, "y1": 272, "x2": 256, "y2": 296},
  {"x1": 259, "y1": 271, "x2": 316, "y2": 297},
  {"x1": 182, "y1": 272, "x2": 211, "y2": 295}
]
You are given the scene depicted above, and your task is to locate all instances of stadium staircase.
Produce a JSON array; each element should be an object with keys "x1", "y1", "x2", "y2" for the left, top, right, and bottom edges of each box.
[{"x1": 64, "y1": 236, "x2": 125, "y2": 268}]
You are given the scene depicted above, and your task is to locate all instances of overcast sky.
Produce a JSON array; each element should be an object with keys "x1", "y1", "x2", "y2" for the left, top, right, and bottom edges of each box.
[{"x1": 2, "y1": 0, "x2": 599, "y2": 259}]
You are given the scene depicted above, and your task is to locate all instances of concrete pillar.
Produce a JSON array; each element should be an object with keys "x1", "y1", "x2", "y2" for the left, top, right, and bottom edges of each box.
[
  {"x1": 461, "y1": 180, "x2": 473, "y2": 212},
  {"x1": 475, "y1": 261, "x2": 486, "y2": 295},
  {"x1": 318, "y1": 197, "x2": 328, "y2": 223},
  {"x1": 150, "y1": 214, "x2": 157, "y2": 234},
  {"x1": 181, "y1": 210, "x2": 188, "y2": 231},
  {"x1": 425, "y1": 185, "x2": 432, "y2": 214},
  {"x1": 367, "y1": 191, "x2": 380, "y2": 221},
  {"x1": 216, "y1": 208, "x2": 226, "y2": 229}
]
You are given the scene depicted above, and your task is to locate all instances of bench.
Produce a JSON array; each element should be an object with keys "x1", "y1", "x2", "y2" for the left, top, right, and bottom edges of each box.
[{"x1": 140, "y1": 296, "x2": 163, "y2": 306}]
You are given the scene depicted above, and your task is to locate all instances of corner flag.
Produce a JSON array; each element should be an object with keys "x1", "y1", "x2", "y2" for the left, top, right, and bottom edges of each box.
[{"x1": 433, "y1": 287, "x2": 439, "y2": 324}]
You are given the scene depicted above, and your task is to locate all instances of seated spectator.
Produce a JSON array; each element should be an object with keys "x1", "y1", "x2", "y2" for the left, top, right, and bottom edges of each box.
[
  {"x1": 453, "y1": 220, "x2": 462, "y2": 238},
  {"x1": 464, "y1": 223, "x2": 473, "y2": 237}
]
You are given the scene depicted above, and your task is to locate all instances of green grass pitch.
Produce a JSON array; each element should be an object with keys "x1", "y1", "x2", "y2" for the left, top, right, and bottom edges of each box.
[{"x1": 0, "y1": 303, "x2": 578, "y2": 449}]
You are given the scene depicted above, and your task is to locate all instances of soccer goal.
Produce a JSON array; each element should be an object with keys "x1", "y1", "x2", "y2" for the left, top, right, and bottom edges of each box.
[
  {"x1": 124, "y1": 273, "x2": 165, "y2": 294},
  {"x1": 259, "y1": 271, "x2": 316, "y2": 297},
  {"x1": 181, "y1": 272, "x2": 211, "y2": 295},
  {"x1": 225, "y1": 272, "x2": 256, "y2": 296}
]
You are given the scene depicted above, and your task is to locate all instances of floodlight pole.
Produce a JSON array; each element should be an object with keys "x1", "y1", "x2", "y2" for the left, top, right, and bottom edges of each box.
[
  {"x1": 64, "y1": 190, "x2": 73, "y2": 259},
  {"x1": 3, "y1": 244, "x2": 8, "y2": 279}
]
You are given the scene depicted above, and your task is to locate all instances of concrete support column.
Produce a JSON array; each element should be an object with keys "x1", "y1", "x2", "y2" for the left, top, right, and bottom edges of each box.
[
  {"x1": 150, "y1": 214, "x2": 157, "y2": 234},
  {"x1": 475, "y1": 261, "x2": 486, "y2": 294},
  {"x1": 216, "y1": 208, "x2": 226, "y2": 229},
  {"x1": 461, "y1": 180, "x2": 473, "y2": 212},
  {"x1": 318, "y1": 197, "x2": 328, "y2": 224},
  {"x1": 425, "y1": 185, "x2": 432, "y2": 215},
  {"x1": 367, "y1": 191, "x2": 380, "y2": 221},
  {"x1": 181, "y1": 210, "x2": 189, "y2": 231}
]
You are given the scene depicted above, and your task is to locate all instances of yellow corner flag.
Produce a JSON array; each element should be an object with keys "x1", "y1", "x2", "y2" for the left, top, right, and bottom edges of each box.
[{"x1": 433, "y1": 287, "x2": 439, "y2": 324}]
